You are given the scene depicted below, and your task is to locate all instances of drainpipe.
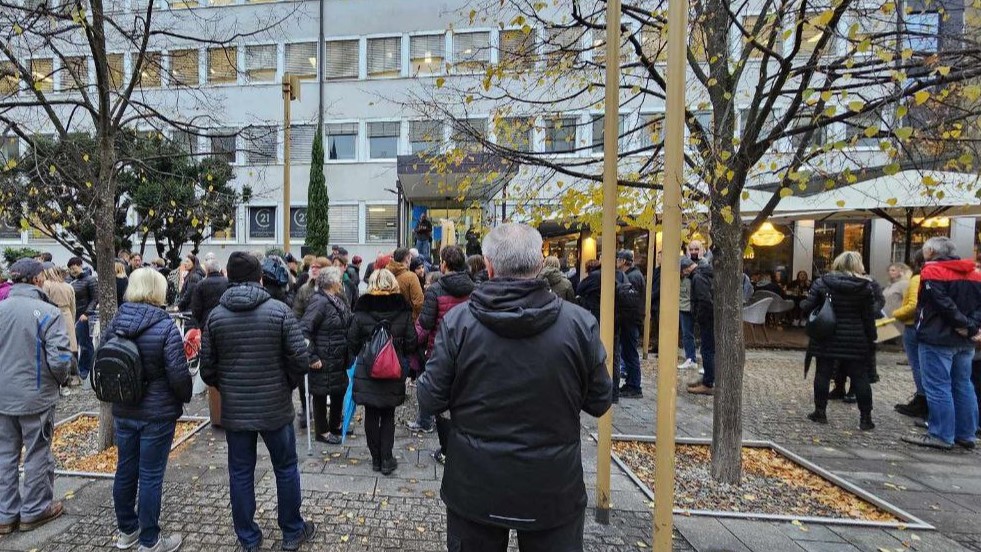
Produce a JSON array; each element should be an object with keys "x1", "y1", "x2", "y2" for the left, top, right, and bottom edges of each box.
[{"x1": 318, "y1": 0, "x2": 325, "y2": 120}]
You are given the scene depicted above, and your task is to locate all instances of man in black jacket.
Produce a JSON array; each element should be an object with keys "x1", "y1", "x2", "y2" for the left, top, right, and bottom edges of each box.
[
  {"x1": 617, "y1": 249, "x2": 646, "y2": 398},
  {"x1": 685, "y1": 256, "x2": 716, "y2": 396},
  {"x1": 190, "y1": 258, "x2": 228, "y2": 328},
  {"x1": 418, "y1": 223, "x2": 612, "y2": 551},
  {"x1": 199, "y1": 252, "x2": 315, "y2": 552},
  {"x1": 67, "y1": 257, "x2": 98, "y2": 379}
]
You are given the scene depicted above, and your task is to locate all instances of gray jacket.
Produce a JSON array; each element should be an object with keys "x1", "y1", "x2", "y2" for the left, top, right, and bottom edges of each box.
[{"x1": 0, "y1": 285, "x2": 72, "y2": 415}]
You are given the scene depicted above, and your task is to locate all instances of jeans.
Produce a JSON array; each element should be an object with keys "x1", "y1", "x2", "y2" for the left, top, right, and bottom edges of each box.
[
  {"x1": 619, "y1": 324, "x2": 642, "y2": 390},
  {"x1": 445, "y1": 507, "x2": 585, "y2": 552},
  {"x1": 113, "y1": 418, "x2": 177, "y2": 548},
  {"x1": 414, "y1": 408, "x2": 435, "y2": 431},
  {"x1": 814, "y1": 358, "x2": 872, "y2": 414},
  {"x1": 0, "y1": 408, "x2": 56, "y2": 525},
  {"x1": 415, "y1": 239, "x2": 432, "y2": 261},
  {"x1": 919, "y1": 343, "x2": 979, "y2": 444},
  {"x1": 903, "y1": 326, "x2": 923, "y2": 395},
  {"x1": 699, "y1": 320, "x2": 716, "y2": 387},
  {"x1": 364, "y1": 407, "x2": 396, "y2": 463},
  {"x1": 680, "y1": 311, "x2": 696, "y2": 362},
  {"x1": 225, "y1": 424, "x2": 305, "y2": 548},
  {"x1": 75, "y1": 318, "x2": 94, "y2": 379}
]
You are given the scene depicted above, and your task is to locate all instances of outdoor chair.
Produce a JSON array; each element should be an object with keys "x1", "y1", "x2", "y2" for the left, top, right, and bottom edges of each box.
[
  {"x1": 750, "y1": 290, "x2": 795, "y2": 326},
  {"x1": 742, "y1": 297, "x2": 774, "y2": 345}
]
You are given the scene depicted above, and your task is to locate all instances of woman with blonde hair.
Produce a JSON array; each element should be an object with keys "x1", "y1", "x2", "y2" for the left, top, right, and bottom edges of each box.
[
  {"x1": 347, "y1": 268, "x2": 417, "y2": 475},
  {"x1": 801, "y1": 251, "x2": 883, "y2": 431},
  {"x1": 100, "y1": 268, "x2": 192, "y2": 552},
  {"x1": 114, "y1": 260, "x2": 129, "y2": 305},
  {"x1": 883, "y1": 262, "x2": 912, "y2": 319},
  {"x1": 42, "y1": 264, "x2": 80, "y2": 387}
]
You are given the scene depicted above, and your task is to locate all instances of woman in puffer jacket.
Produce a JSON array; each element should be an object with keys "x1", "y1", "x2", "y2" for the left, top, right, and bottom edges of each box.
[
  {"x1": 301, "y1": 267, "x2": 353, "y2": 444},
  {"x1": 100, "y1": 268, "x2": 192, "y2": 552}
]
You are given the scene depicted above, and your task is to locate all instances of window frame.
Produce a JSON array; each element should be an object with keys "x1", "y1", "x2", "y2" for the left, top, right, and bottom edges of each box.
[
  {"x1": 324, "y1": 39, "x2": 360, "y2": 81},
  {"x1": 207, "y1": 46, "x2": 238, "y2": 86},
  {"x1": 365, "y1": 203, "x2": 398, "y2": 244},
  {"x1": 244, "y1": 43, "x2": 278, "y2": 83},
  {"x1": 366, "y1": 35, "x2": 403, "y2": 79},
  {"x1": 325, "y1": 121, "x2": 359, "y2": 162},
  {"x1": 366, "y1": 120, "x2": 402, "y2": 160},
  {"x1": 409, "y1": 33, "x2": 445, "y2": 76}
]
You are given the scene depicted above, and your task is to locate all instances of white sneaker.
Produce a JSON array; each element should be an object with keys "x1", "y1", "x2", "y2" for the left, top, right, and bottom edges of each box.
[
  {"x1": 138, "y1": 534, "x2": 182, "y2": 552},
  {"x1": 698, "y1": 367, "x2": 705, "y2": 375},
  {"x1": 679, "y1": 359, "x2": 697, "y2": 370},
  {"x1": 116, "y1": 529, "x2": 139, "y2": 549}
]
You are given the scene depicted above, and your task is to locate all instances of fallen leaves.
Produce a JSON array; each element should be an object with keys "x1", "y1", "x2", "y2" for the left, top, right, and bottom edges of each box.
[{"x1": 51, "y1": 415, "x2": 201, "y2": 474}]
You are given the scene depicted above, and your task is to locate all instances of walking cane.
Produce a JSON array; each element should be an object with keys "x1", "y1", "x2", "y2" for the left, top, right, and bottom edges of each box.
[{"x1": 304, "y1": 373, "x2": 313, "y2": 456}]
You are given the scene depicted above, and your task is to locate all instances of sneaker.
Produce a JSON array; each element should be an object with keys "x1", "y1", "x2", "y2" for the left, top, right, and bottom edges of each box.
[
  {"x1": 807, "y1": 411, "x2": 828, "y2": 424},
  {"x1": 0, "y1": 518, "x2": 18, "y2": 535},
  {"x1": 619, "y1": 386, "x2": 643, "y2": 399},
  {"x1": 913, "y1": 419, "x2": 929, "y2": 429},
  {"x1": 698, "y1": 367, "x2": 705, "y2": 375},
  {"x1": 859, "y1": 416, "x2": 875, "y2": 431},
  {"x1": 315, "y1": 433, "x2": 342, "y2": 445},
  {"x1": 138, "y1": 534, "x2": 182, "y2": 552},
  {"x1": 240, "y1": 544, "x2": 261, "y2": 552},
  {"x1": 282, "y1": 522, "x2": 316, "y2": 551},
  {"x1": 432, "y1": 450, "x2": 446, "y2": 465},
  {"x1": 19, "y1": 502, "x2": 63, "y2": 531},
  {"x1": 687, "y1": 384, "x2": 713, "y2": 395},
  {"x1": 954, "y1": 438, "x2": 977, "y2": 450},
  {"x1": 371, "y1": 458, "x2": 381, "y2": 472},
  {"x1": 842, "y1": 393, "x2": 857, "y2": 404},
  {"x1": 894, "y1": 394, "x2": 928, "y2": 418},
  {"x1": 678, "y1": 359, "x2": 696, "y2": 370},
  {"x1": 117, "y1": 528, "x2": 140, "y2": 549},
  {"x1": 405, "y1": 421, "x2": 434, "y2": 434},
  {"x1": 902, "y1": 433, "x2": 953, "y2": 450}
]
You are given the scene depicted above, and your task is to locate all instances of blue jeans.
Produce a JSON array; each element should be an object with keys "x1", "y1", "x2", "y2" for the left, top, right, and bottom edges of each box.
[
  {"x1": 415, "y1": 239, "x2": 432, "y2": 262},
  {"x1": 919, "y1": 343, "x2": 979, "y2": 444},
  {"x1": 619, "y1": 324, "x2": 642, "y2": 389},
  {"x1": 75, "y1": 318, "x2": 94, "y2": 379},
  {"x1": 902, "y1": 326, "x2": 923, "y2": 395},
  {"x1": 680, "y1": 311, "x2": 696, "y2": 362},
  {"x1": 699, "y1": 319, "x2": 716, "y2": 387},
  {"x1": 113, "y1": 418, "x2": 177, "y2": 548},
  {"x1": 225, "y1": 424, "x2": 305, "y2": 548}
]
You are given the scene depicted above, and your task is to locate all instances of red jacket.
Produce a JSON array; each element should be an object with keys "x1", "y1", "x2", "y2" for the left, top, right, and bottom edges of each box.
[
  {"x1": 917, "y1": 258, "x2": 981, "y2": 347},
  {"x1": 418, "y1": 271, "x2": 475, "y2": 354}
]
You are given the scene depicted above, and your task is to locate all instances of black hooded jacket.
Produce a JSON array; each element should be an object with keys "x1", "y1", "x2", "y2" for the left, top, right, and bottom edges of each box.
[
  {"x1": 301, "y1": 291, "x2": 353, "y2": 396},
  {"x1": 199, "y1": 283, "x2": 309, "y2": 431},
  {"x1": 347, "y1": 293, "x2": 417, "y2": 409},
  {"x1": 418, "y1": 278, "x2": 612, "y2": 531},
  {"x1": 190, "y1": 271, "x2": 229, "y2": 327},
  {"x1": 691, "y1": 264, "x2": 714, "y2": 326},
  {"x1": 801, "y1": 273, "x2": 878, "y2": 361}
]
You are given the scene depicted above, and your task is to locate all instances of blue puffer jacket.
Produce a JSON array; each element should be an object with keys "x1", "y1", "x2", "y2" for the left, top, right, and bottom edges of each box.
[{"x1": 100, "y1": 303, "x2": 192, "y2": 422}]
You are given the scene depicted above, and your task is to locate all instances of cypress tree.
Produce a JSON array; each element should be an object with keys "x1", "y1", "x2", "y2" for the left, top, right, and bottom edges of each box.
[{"x1": 305, "y1": 124, "x2": 330, "y2": 255}]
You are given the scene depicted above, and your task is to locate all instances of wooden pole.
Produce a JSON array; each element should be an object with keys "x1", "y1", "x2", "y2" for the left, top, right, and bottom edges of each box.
[
  {"x1": 282, "y1": 74, "x2": 293, "y2": 254},
  {"x1": 652, "y1": 0, "x2": 687, "y2": 545},
  {"x1": 594, "y1": 0, "x2": 621, "y2": 526},
  {"x1": 642, "y1": 228, "x2": 656, "y2": 360}
]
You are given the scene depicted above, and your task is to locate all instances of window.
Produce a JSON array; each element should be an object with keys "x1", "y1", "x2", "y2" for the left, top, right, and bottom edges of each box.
[
  {"x1": 543, "y1": 116, "x2": 577, "y2": 153},
  {"x1": 688, "y1": 111, "x2": 714, "y2": 145},
  {"x1": 742, "y1": 14, "x2": 781, "y2": 58},
  {"x1": 453, "y1": 31, "x2": 490, "y2": 71},
  {"x1": 244, "y1": 126, "x2": 276, "y2": 164},
  {"x1": 207, "y1": 47, "x2": 237, "y2": 84},
  {"x1": 636, "y1": 113, "x2": 664, "y2": 149},
  {"x1": 367, "y1": 121, "x2": 400, "y2": 159},
  {"x1": 798, "y1": 16, "x2": 827, "y2": 56},
  {"x1": 245, "y1": 44, "x2": 277, "y2": 82},
  {"x1": 410, "y1": 34, "x2": 444, "y2": 75},
  {"x1": 452, "y1": 118, "x2": 487, "y2": 151},
  {"x1": 209, "y1": 130, "x2": 236, "y2": 163},
  {"x1": 849, "y1": 111, "x2": 883, "y2": 148},
  {"x1": 289, "y1": 124, "x2": 316, "y2": 163},
  {"x1": 904, "y1": 12, "x2": 940, "y2": 53},
  {"x1": 107, "y1": 54, "x2": 124, "y2": 89},
  {"x1": 167, "y1": 0, "x2": 199, "y2": 8},
  {"x1": 172, "y1": 129, "x2": 198, "y2": 154},
  {"x1": 248, "y1": 206, "x2": 276, "y2": 240},
  {"x1": 31, "y1": 58, "x2": 54, "y2": 92},
  {"x1": 1, "y1": 135, "x2": 18, "y2": 164},
  {"x1": 1, "y1": 62, "x2": 18, "y2": 95},
  {"x1": 169, "y1": 49, "x2": 199, "y2": 86},
  {"x1": 136, "y1": 52, "x2": 161, "y2": 88},
  {"x1": 62, "y1": 56, "x2": 88, "y2": 91},
  {"x1": 326, "y1": 122, "x2": 357, "y2": 160},
  {"x1": 409, "y1": 120, "x2": 443, "y2": 154},
  {"x1": 788, "y1": 118, "x2": 826, "y2": 151},
  {"x1": 366, "y1": 204, "x2": 396, "y2": 242},
  {"x1": 591, "y1": 114, "x2": 628, "y2": 153},
  {"x1": 545, "y1": 27, "x2": 580, "y2": 66},
  {"x1": 499, "y1": 29, "x2": 536, "y2": 71},
  {"x1": 367, "y1": 37, "x2": 402, "y2": 78},
  {"x1": 329, "y1": 204, "x2": 359, "y2": 243},
  {"x1": 740, "y1": 108, "x2": 780, "y2": 140},
  {"x1": 211, "y1": 212, "x2": 236, "y2": 241},
  {"x1": 496, "y1": 117, "x2": 533, "y2": 152},
  {"x1": 325, "y1": 40, "x2": 359, "y2": 80},
  {"x1": 641, "y1": 27, "x2": 706, "y2": 61},
  {"x1": 285, "y1": 42, "x2": 318, "y2": 80}
]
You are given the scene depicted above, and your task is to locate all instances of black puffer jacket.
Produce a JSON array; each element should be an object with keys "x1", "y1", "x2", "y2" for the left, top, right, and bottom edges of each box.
[
  {"x1": 190, "y1": 272, "x2": 228, "y2": 327},
  {"x1": 301, "y1": 291, "x2": 353, "y2": 396},
  {"x1": 801, "y1": 273, "x2": 878, "y2": 361},
  {"x1": 418, "y1": 278, "x2": 612, "y2": 531},
  {"x1": 199, "y1": 283, "x2": 309, "y2": 431},
  {"x1": 691, "y1": 264, "x2": 714, "y2": 326},
  {"x1": 418, "y1": 271, "x2": 475, "y2": 332},
  {"x1": 177, "y1": 267, "x2": 206, "y2": 311},
  {"x1": 348, "y1": 293, "x2": 417, "y2": 409},
  {"x1": 101, "y1": 303, "x2": 192, "y2": 422},
  {"x1": 576, "y1": 269, "x2": 627, "y2": 325},
  {"x1": 71, "y1": 268, "x2": 99, "y2": 317}
]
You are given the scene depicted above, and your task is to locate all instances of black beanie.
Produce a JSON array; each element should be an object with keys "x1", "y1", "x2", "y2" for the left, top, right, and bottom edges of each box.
[{"x1": 227, "y1": 252, "x2": 262, "y2": 283}]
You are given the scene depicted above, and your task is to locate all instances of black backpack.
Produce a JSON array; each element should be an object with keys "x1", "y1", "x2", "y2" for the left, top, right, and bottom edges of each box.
[
  {"x1": 616, "y1": 281, "x2": 645, "y2": 327},
  {"x1": 91, "y1": 331, "x2": 146, "y2": 406}
]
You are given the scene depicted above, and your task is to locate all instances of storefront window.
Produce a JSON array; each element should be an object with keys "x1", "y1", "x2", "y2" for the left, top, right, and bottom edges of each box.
[{"x1": 891, "y1": 221, "x2": 949, "y2": 263}]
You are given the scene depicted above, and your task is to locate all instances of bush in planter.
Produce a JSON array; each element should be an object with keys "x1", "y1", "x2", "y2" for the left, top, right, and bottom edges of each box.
[{"x1": 3, "y1": 246, "x2": 44, "y2": 268}]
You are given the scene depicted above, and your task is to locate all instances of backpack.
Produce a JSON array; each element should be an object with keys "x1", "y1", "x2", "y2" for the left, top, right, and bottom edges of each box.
[
  {"x1": 359, "y1": 321, "x2": 402, "y2": 380},
  {"x1": 91, "y1": 331, "x2": 146, "y2": 406},
  {"x1": 262, "y1": 258, "x2": 291, "y2": 287},
  {"x1": 616, "y1": 281, "x2": 645, "y2": 327}
]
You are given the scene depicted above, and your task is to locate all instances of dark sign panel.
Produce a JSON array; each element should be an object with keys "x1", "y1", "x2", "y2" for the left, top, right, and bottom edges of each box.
[
  {"x1": 249, "y1": 206, "x2": 276, "y2": 239},
  {"x1": 0, "y1": 212, "x2": 20, "y2": 239},
  {"x1": 290, "y1": 207, "x2": 307, "y2": 239}
]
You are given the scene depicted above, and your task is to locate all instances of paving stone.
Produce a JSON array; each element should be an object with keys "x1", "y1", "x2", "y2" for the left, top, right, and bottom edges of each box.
[
  {"x1": 796, "y1": 540, "x2": 862, "y2": 552},
  {"x1": 775, "y1": 521, "x2": 846, "y2": 543},
  {"x1": 675, "y1": 516, "x2": 750, "y2": 552},
  {"x1": 719, "y1": 519, "x2": 807, "y2": 551}
]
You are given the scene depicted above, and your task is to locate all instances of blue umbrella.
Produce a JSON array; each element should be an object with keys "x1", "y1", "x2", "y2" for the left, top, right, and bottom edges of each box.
[{"x1": 341, "y1": 363, "x2": 357, "y2": 443}]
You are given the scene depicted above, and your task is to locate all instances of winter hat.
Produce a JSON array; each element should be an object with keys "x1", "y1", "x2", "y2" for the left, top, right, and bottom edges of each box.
[
  {"x1": 617, "y1": 249, "x2": 634, "y2": 262},
  {"x1": 9, "y1": 258, "x2": 44, "y2": 282},
  {"x1": 227, "y1": 252, "x2": 262, "y2": 283},
  {"x1": 376, "y1": 254, "x2": 393, "y2": 269},
  {"x1": 679, "y1": 256, "x2": 696, "y2": 271}
]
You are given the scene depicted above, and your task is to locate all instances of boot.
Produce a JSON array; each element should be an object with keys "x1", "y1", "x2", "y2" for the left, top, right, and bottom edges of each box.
[
  {"x1": 827, "y1": 387, "x2": 845, "y2": 401},
  {"x1": 894, "y1": 394, "x2": 928, "y2": 418},
  {"x1": 859, "y1": 413, "x2": 875, "y2": 431},
  {"x1": 807, "y1": 409, "x2": 828, "y2": 424}
]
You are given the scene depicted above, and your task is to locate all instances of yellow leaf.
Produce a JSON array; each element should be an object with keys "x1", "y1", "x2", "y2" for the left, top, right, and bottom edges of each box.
[
  {"x1": 836, "y1": 200, "x2": 846, "y2": 208},
  {"x1": 901, "y1": 48, "x2": 913, "y2": 59},
  {"x1": 13, "y1": 23, "x2": 23, "y2": 35},
  {"x1": 340, "y1": 535, "x2": 349, "y2": 543},
  {"x1": 435, "y1": 77, "x2": 445, "y2": 89},
  {"x1": 883, "y1": 162, "x2": 900, "y2": 175},
  {"x1": 82, "y1": 153, "x2": 89, "y2": 162},
  {"x1": 963, "y1": 85, "x2": 981, "y2": 102},
  {"x1": 719, "y1": 205, "x2": 734, "y2": 225},
  {"x1": 894, "y1": 127, "x2": 913, "y2": 141},
  {"x1": 914, "y1": 90, "x2": 930, "y2": 105},
  {"x1": 863, "y1": 126, "x2": 879, "y2": 138},
  {"x1": 848, "y1": 101, "x2": 864, "y2": 112},
  {"x1": 820, "y1": 90, "x2": 833, "y2": 102},
  {"x1": 885, "y1": 197, "x2": 898, "y2": 206},
  {"x1": 779, "y1": 187, "x2": 793, "y2": 198},
  {"x1": 937, "y1": 66, "x2": 950, "y2": 76}
]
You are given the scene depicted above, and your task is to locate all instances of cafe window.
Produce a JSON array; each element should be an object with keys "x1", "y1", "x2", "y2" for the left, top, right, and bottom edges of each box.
[{"x1": 891, "y1": 219, "x2": 949, "y2": 263}]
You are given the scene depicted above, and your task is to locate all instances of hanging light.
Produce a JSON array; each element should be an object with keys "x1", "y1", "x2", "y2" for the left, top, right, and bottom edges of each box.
[
  {"x1": 914, "y1": 217, "x2": 950, "y2": 228},
  {"x1": 750, "y1": 222, "x2": 785, "y2": 247}
]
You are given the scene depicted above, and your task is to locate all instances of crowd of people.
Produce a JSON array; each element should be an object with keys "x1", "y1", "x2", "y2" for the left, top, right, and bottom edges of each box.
[{"x1": 3, "y1": 226, "x2": 980, "y2": 551}]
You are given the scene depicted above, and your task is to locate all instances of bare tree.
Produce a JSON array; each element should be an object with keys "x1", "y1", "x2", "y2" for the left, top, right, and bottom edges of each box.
[{"x1": 405, "y1": 0, "x2": 981, "y2": 483}]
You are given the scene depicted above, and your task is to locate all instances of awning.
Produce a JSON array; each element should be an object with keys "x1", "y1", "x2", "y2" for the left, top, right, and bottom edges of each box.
[{"x1": 396, "y1": 153, "x2": 518, "y2": 204}]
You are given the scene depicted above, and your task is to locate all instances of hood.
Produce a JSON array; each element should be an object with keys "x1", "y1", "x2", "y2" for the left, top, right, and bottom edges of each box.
[
  {"x1": 220, "y1": 282, "x2": 272, "y2": 312},
  {"x1": 8, "y1": 283, "x2": 51, "y2": 303},
  {"x1": 354, "y1": 292, "x2": 409, "y2": 314},
  {"x1": 694, "y1": 264, "x2": 714, "y2": 280},
  {"x1": 386, "y1": 261, "x2": 407, "y2": 277},
  {"x1": 112, "y1": 302, "x2": 170, "y2": 337},
  {"x1": 929, "y1": 257, "x2": 976, "y2": 275},
  {"x1": 822, "y1": 272, "x2": 873, "y2": 296},
  {"x1": 540, "y1": 266, "x2": 567, "y2": 287},
  {"x1": 440, "y1": 271, "x2": 475, "y2": 298},
  {"x1": 469, "y1": 278, "x2": 561, "y2": 338}
]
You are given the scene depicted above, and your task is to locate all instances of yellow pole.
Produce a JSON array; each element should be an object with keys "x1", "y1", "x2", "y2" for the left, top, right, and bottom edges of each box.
[
  {"x1": 642, "y1": 228, "x2": 656, "y2": 360},
  {"x1": 653, "y1": 0, "x2": 687, "y2": 545},
  {"x1": 282, "y1": 74, "x2": 293, "y2": 254},
  {"x1": 595, "y1": 0, "x2": 621, "y2": 526}
]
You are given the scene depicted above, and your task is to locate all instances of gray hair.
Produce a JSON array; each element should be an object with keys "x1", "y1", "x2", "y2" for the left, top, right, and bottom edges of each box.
[
  {"x1": 483, "y1": 223, "x2": 544, "y2": 279},
  {"x1": 204, "y1": 258, "x2": 222, "y2": 273},
  {"x1": 923, "y1": 237, "x2": 956, "y2": 260},
  {"x1": 316, "y1": 266, "x2": 344, "y2": 290}
]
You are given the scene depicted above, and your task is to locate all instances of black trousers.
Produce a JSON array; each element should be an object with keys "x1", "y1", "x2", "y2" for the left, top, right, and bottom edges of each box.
[
  {"x1": 815, "y1": 357, "x2": 872, "y2": 414},
  {"x1": 446, "y1": 508, "x2": 585, "y2": 552},
  {"x1": 363, "y1": 406, "x2": 395, "y2": 462},
  {"x1": 435, "y1": 414, "x2": 451, "y2": 455},
  {"x1": 311, "y1": 391, "x2": 344, "y2": 436}
]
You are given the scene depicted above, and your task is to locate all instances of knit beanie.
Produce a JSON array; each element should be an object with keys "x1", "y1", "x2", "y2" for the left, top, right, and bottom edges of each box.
[{"x1": 227, "y1": 251, "x2": 262, "y2": 283}]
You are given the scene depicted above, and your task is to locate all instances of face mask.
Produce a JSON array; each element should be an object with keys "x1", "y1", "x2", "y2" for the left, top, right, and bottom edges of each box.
[{"x1": 690, "y1": 253, "x2": 700, "y2": 262}]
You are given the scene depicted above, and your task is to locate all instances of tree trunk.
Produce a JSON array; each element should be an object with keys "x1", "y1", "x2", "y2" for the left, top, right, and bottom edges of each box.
[
  {"x1": 709, "y1": 203, "x2": 746, "y2": 484},
  {"x1": 94, "y1": 132, "x2": 119, "y2": 452}
]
